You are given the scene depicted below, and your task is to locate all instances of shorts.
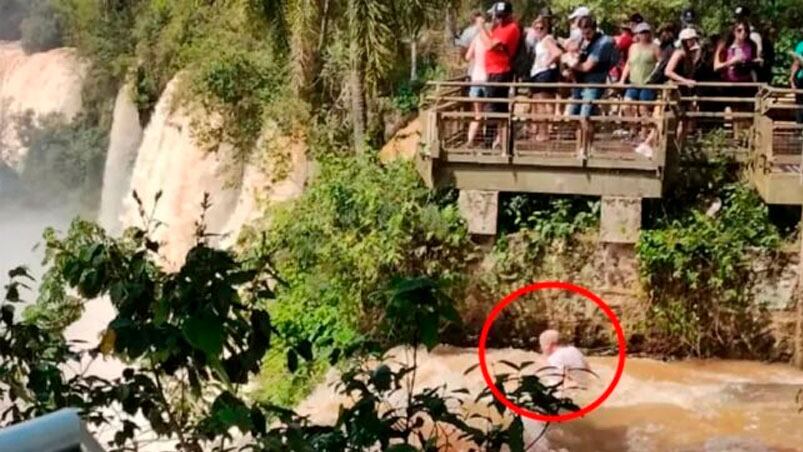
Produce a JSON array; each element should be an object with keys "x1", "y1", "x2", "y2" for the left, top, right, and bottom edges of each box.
[
  {"x1": 487, "y1": 72, "x2": 513, "y2": 113},
  {"x1": 469, "y1": 85, "x2": 488, "y2": 98},
  {"x1": 624, "y1": 87, "x2": 657, "y2": 102},
  {"x1": 529, "y1": 68, "x2": 559, "y2": 94},
  {"x1": 568, "y1": 87, "x2": 604, "y2": 118}
]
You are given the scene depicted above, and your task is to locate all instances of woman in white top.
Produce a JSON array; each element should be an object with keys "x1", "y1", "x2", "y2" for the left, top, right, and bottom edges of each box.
[
  {"x1": 527, "y1": 15, "x2": 562, "y2": 142},
  {"x1": 465, "y1": 11, "x2": 489, "y2": 145}
]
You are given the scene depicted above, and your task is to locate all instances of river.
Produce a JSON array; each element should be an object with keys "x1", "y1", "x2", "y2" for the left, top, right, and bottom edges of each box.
[{"x1": 298, "y1": 346, "x2": 803, "y2": 451}]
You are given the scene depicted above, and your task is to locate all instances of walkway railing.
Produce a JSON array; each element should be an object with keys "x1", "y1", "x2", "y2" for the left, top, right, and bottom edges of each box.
[
  {"x1": 425, "y1": 81, "x2": 675, "y2": 166},
  {"x1": 753, "y1": 87, "x2": 803, "y2": 203},
  {"x1": 677, "y1": 82, "x2": 764, "y2": 158},
  {"x1": 420, "y1": 80, "x2": 803, "y2": 203}
]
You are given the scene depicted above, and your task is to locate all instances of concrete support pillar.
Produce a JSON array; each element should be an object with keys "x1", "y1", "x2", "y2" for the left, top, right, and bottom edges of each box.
[
  {"x1": 457, "y1": 190, "x2": 499, "y2": 236},
  {"x1": 600, "y1": 196, "x2": 642, "y2": 244},
  {"x1": 599, "y1": 197, "x2": 642, "y2": 299}
]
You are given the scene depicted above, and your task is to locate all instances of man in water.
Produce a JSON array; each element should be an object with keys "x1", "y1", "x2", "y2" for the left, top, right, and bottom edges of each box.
[{"x1": 539, "y1": 329, "x2": 590, "y2": 389}]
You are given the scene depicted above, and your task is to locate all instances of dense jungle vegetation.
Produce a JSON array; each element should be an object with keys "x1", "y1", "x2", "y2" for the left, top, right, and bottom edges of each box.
[{"x1": 1, "y1": 0, "x2": 803, "y2": 449}]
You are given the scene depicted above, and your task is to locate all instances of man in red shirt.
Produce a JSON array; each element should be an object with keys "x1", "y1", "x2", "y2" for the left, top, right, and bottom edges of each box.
[{"x1": 476, "y1": 2, "x2": 520, "y2": 113}]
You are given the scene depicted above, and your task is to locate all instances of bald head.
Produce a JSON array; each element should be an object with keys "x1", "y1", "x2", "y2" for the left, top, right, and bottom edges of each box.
[{"x1": 539, "y1": 329, "x2": 560, "y2": 356}]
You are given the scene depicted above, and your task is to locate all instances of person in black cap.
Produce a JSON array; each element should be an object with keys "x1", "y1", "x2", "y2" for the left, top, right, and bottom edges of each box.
[
  {"x1": 680, "y1": 8, "x2": 695, "y2": 30},
  {"x1": 475, "y1": 1, "x2": 521, "y2": 148}
]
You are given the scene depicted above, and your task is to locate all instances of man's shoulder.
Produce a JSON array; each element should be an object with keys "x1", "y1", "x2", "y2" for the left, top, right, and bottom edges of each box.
[
  {"x1": 600, "y1": 34, "x2": 616, "y2": 49},
  {"x1": 559, "y1": 345, "x2": 584, "y2": 355},
  {"x1": 590, "y1": 34, "x2": 615, "y2": 51},
  {"x1": 796, "y1": 41, "x2": 803, "y2": 54}
]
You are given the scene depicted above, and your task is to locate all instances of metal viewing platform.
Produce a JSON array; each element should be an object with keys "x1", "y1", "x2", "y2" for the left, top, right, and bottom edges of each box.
[{"x1": 416, "y1": 81, "x2": 803, "y2": 206}]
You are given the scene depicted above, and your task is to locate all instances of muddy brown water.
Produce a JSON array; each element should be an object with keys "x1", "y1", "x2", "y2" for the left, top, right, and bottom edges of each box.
[{"x1": 298, "y1": 346, "x2": 803, "y2": 451}]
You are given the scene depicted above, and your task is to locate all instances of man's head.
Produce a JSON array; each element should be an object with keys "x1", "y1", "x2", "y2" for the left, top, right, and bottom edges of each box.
[
  {"x1": 734, "y1": 5, "x2": 751, "y2": 20},
  {"x1": 658, "y1": 22, "x2": 678, "y2": 44},
  {"x1": 489, "y1": 1, "x2": 513, "y2": 23},
  {"x1": 578, "y1": 16, "x2": 597, "y2": 40},
  {"x1": 539, "y1": 329, "x2": 560, "y2": 356}
]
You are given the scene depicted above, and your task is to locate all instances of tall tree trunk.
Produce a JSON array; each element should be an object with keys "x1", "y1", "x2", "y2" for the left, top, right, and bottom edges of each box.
[
  {"x1": 349, "y1": 45, "x2": 367, "y2": 153},
  {"x1": 317, "y1": 0, "x2": 331, "y2": 53},
  {"x1": 410, "y1": 39, "x2": 418, "y2": 82}
]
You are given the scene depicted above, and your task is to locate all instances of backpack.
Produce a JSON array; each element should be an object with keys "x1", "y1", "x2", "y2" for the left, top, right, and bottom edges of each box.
[{"x1": 512, "y1": 25, "x2": 535, "y2": 81}]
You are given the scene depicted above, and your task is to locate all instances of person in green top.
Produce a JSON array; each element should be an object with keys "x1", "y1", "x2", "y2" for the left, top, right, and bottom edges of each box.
[
  {"x1": 620, "y1": 22, "x2": 661, "y2": 154},
  {"x1": 791, "y1": 39, "x2": 803, "y2": 123}
]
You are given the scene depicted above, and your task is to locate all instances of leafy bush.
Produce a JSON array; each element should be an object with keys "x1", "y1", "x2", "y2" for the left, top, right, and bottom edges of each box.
[
  {"x1": 637, "y1": 183, "x2": 781, "y2": 357},
  {"x1": 240, "y1": 156, "x2": 473, "y2": 403},
  {"x1": 20, "y1": 0, "x2": 65, "y2": 54},
  {"x1": 0, "y1": 217, "x2": 575, "y2": 451},
  {"x1": 17, "y1": 112, "x2": 107, "y2": 209},
  {"x1": 469, "y1": 197, "x2": 601, "y2": 348}
]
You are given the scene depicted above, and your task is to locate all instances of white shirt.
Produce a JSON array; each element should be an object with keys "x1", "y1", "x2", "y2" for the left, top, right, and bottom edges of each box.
[{"x1": 548, "y1": 346, "x2": 589, "y2": 373}]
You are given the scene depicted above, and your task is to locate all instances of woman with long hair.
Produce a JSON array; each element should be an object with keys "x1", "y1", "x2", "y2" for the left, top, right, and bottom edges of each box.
[
  {"x1": 714, "y1": 20, "x2": 759, "y2": 140},
  {"x1": 527, "y1": 15, "x2": 562, "y2": 142},
  {"x1": 714, "y1": 20, "x2": 758, "y2": 91},
  {"x1": 666, "y1": 28, "x2": 702, "y2": 140}
]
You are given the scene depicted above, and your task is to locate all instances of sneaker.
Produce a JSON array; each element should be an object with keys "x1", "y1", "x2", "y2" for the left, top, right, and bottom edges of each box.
[{"x1": 612, "y1": 128, "x2": 629, "y2": 138}]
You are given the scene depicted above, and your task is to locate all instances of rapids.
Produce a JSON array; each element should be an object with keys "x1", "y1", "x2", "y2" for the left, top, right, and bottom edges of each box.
[{"x1": 298, "y1": 346, "x2": 803, "y2": 451}]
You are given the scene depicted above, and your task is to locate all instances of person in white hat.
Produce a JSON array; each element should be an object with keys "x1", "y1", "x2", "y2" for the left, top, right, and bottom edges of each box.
[
  {"x1": 665, "y1": 27, "x2": 701, "y2": 89},
  {"x1": 567, "y1": 6, "x2": 591, "y2": 45}
]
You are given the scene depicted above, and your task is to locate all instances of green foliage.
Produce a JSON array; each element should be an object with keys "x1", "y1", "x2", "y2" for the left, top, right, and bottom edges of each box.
[
  {"x1": 1, "y1": 214, "x2": 280, "y2": 450},
  {"x1": 244, "y1": 156, "x2": 472, "y2": 353},
  {"x1": 1, "y1": 217, "x2": 573, "y2": 450},
  {"x1": 637, "y1": 183, "x2": 781, "y2": 357},
  {"x1": 470, "y1": 196, "x2": 601, "y2": 349},
  {"x1": 187, "y1": 47, "x2": 307, "y2": 159},
  {"x1": 17, "y1": 112, "x2": 107, "y2": 209},
  {"x1": 23, "y1": 221, "x2": 107, "y2": 332},
  {"x1": 20, "y1": 0, "x2": 65, "y2": 54},
  {"x1": 0, "y1": 267, "x2": 109, "y2": 425},
  {"x1": 485, "y1": 196, "x2": 600, "y2": 291}
]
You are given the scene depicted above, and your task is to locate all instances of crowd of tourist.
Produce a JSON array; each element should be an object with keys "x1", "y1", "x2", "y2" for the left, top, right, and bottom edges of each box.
[{"x1": 458, "y1": 1, "x2": 803, "y2": 154}]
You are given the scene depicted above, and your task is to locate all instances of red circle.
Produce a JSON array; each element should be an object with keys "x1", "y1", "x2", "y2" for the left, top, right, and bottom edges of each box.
[{"x1": 477, "y1": 281, "x2": 626, "y2": 423}]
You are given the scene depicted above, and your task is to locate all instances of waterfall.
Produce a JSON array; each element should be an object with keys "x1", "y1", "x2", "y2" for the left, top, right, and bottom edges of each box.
[
  {"x1": 0, "y1": 42, "x2": 83, "y2": 285},
  {"x1": 120, "y1": 76, "x2": 241, "y2": 268},
  {"x1": 98, "y1": 84, "x2": 143, "y2": 234},
  {"x1": 0, "y1": 41, "x2": 83, "y2": 168}
]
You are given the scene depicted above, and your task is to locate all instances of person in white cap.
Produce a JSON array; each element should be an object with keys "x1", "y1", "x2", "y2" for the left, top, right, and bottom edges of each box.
[
  {"x1": 620, "y1": 21, "x2": 661, "y2": 156},
  {"x1": 558, "y1": 7, "x2": 590, "y2": 86},
  {"x1": 665, "y1": 27, "x2": 701, "y2": 89},
  {"x1": 567, "y1": 6, "x2": 591, "y2": 45}
]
